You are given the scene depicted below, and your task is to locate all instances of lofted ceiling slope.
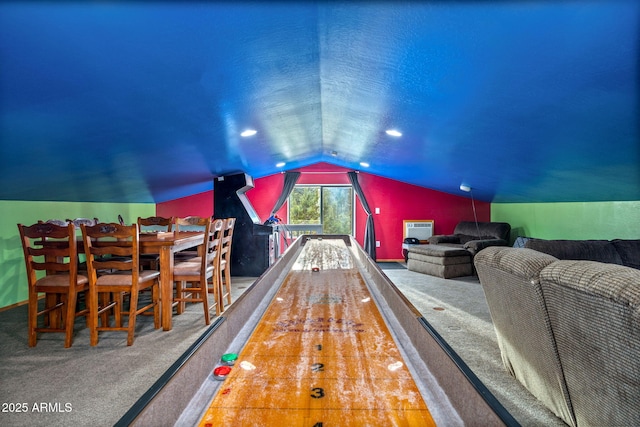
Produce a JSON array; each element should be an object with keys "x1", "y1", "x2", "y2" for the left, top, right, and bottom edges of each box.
[{"x1": 0, "y1": 1, "x2": 638, "y2": 204}]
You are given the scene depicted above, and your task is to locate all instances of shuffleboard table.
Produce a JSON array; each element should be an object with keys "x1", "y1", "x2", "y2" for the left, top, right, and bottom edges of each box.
[{"x1": 116, "y1": 235, "x2": 517, "y2": 427}]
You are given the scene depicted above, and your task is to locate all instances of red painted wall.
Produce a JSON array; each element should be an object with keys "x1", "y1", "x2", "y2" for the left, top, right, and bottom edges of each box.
[
  {"x1": 156, "y1": 190, "x2": 213, "y2": 218},
  {"x1": 156, "y1": 162, "x2": 490, "y2": 261},
  {"x1": 355, "y1": 171, "x2": 490, "y2": 260}
]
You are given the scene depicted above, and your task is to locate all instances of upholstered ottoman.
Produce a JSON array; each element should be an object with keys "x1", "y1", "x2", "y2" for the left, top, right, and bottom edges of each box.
[{"x1": 406, "y1": 244, "x2": 473, "y2": 278}]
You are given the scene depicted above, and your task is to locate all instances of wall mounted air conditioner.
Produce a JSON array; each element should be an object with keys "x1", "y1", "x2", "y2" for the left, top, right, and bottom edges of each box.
[{"x1": 403, "y1": 220, "x2": 434, "y2": 242}]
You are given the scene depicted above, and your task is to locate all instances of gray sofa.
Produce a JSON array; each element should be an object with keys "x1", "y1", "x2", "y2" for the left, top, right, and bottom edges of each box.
[
  {"x1": 474, "y1": 239, "x2": 640, "y2": 427},
  {"x1": 428, "y1": 221, "x2": 511, "y2": 256},
  {"x1": 405, "y1": 221, "x2": 511, "y2": 278}
]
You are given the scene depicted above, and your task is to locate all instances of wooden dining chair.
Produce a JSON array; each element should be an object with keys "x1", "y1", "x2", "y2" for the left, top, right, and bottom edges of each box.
[
  {"x1": 173, "y1": 218, "x2": 223, "y2": 325},
  {"x1": 173, "y1": 216, "x2": 209, "y2": 261},
  {"x1": 18, "y1": 222, "x2": 89, "y2": 348},
  {"x1": 218, "y1": 217, "x2": 236, "y2": 308},
  {"x1": 174, "y1": 215, "x2": 209, "y2": 232},
  {"x1": 138, "y1": 216, "x2": 174, "y2": 232},
  {"x1": 67, "y1": 217, "x2": 99, "y2": 227},
  {"x1": 80, "y1": 223, "x2": 160, "y2": 346},
  {"x1": 137, "y1": 216, "x2": 174, "y2": 270},
  {"x1": 42, "y1": 219, "x2": 70, "y2": 226},
  {"x1": 41, "y1": 219, "x2": 94, "y2": 274}
]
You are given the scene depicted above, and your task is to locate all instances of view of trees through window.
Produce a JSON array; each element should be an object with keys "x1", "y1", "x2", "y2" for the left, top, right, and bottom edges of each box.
[{"x1": 289, "y1": 185, "x2": 353, "y2": 235}]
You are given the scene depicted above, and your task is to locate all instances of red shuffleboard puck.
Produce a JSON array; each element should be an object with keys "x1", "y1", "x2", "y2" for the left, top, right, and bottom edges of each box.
[{"x1": 213, "y1": 365, "x2": 232, "y2": 380}]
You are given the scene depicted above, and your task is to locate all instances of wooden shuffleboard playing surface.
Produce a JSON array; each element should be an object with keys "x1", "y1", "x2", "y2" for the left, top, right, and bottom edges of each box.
[{"x1": 198, "y1": 238, "x2": 436, "y2": 426}]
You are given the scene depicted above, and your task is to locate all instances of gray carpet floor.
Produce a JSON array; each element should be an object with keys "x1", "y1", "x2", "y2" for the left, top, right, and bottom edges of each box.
[
  {"x1": 0, "y1": 278, "x2": 257, "y2": 427},
  {"x1": 0, "y1": 268, "x2": 566, "y2": 427}
]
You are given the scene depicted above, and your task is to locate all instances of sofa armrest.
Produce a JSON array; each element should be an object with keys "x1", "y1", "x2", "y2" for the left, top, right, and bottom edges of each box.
[
  {"x1": 541, "y1": 260, "x2": 640, "y2": 307},
  {"x1": 428, "y1": 235, "x2": 460, "y2": 245},
  {"x1": 539, "y1": 260, "x2": 640, "y2": 427},
  {"x1": 474, "y1": 247, "x2": 576, "y2": 426},
  {"x1": 464, "y1": 239, "x2": 509, "y2": 255},
  {"x1": 474, "y1": 246, "x2": 558, "y2": 280}
]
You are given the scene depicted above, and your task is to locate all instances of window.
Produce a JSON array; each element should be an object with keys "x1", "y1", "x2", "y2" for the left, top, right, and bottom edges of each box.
[{"x1": 288, "y1": 185, "x2": 353, "y2": 235}]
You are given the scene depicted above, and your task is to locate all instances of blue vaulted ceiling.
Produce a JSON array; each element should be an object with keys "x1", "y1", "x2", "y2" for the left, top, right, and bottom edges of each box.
[{"x1": 0, "y1": 1, "x2": 638, "y2": 204}]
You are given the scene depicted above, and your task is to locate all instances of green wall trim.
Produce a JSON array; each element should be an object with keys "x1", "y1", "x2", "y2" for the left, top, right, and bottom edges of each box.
[
  {"x1": 0, "y1": 201, "x2": 154, "y2": 309},
  {"x1": 491, "y1": 201, "x2": 640, "y2": 242}
]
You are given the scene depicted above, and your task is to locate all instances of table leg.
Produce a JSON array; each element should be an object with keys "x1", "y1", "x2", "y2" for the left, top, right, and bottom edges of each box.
[
  {"x1": 159, "y1": 246, "x2": 174, "y2": 331},
  {"x1": 44, "y1": 253, "x2": 62, "y2": 328},
  {"x1": 45, "y1": 294, "x2": 61, "y2": 328}
]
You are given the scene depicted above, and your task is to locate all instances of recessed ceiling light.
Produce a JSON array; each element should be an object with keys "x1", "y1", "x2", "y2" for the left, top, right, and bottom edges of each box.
[
  {"x1": 359, "y1": 162, "x2": 370, "y2": 168},
  {"x1": 240, "y1": 129, "x2": 257, "y2": 137},
  {"x1": 276, "y1": 162, "x2": 286, "y2": 168},
  {"x1": 385, "y1": 129, "x2": 402, "y2": 137}
]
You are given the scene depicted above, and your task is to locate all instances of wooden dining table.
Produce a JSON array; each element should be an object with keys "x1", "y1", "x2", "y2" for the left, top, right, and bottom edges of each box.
[{"x1": 137, "y1": 231, "x2": 204, "y2": 330}]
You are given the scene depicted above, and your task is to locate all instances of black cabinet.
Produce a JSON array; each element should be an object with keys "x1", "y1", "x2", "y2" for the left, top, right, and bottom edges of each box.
[{"x1": 213, "y1": 173, "x2": 273, "y2": 277}]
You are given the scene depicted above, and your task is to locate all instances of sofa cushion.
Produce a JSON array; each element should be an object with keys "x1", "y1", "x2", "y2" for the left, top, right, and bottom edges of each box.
[
  {"x1": 428, "y1": 235, "x2": 461, "y2": 245},
  {"x1": 525, "y1": 239, "x2": 623, "y2": 265},
  {"x1": 611, "y1": 239, "x2": 640, "y2": 270},
  {"x1": 407, "y1": 258, "x2": 473, "y2": 278},
  {"x1": 407, "y1": 244, "x2": 470, "y2": 257},
  {"x1": 408, "y1": 252, "x2": 471, "y2": 266},
  {"x1": 455, "y1": 233, "x2": 499, "y2": 244},
  {"x1": 456, "y1": 234, "x2": 479, "y2": 244}
]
